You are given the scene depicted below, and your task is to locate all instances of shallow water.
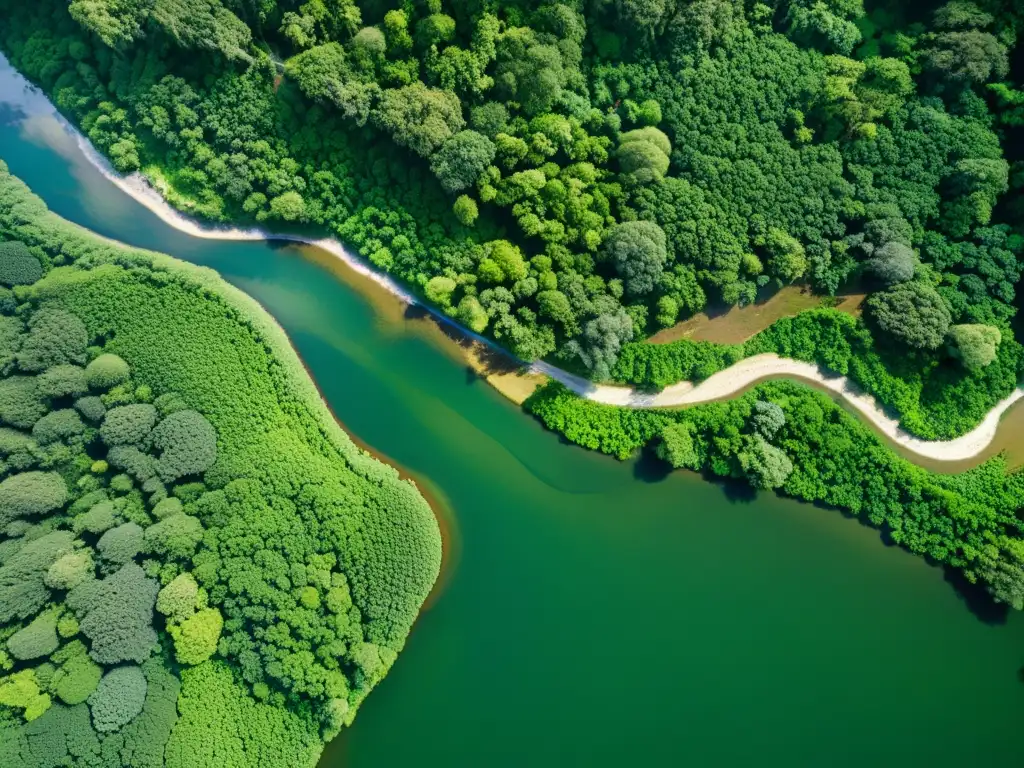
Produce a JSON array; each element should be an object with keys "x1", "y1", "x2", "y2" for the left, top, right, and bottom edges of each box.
[{"x1": 3, "y1": 56, "x2": 1024, "y2": 767}]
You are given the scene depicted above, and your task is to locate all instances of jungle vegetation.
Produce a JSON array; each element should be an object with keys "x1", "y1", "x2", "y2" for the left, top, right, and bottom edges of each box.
[
  {"x1": 0, "y1": 162, "x2": 442, "y2": 768},
  {"x1": 0, "y1": 0, "x2": 1022, "y2": 440},
  {"x1": 525, "y1": 379, "x2": 1024, "y2": 615}
]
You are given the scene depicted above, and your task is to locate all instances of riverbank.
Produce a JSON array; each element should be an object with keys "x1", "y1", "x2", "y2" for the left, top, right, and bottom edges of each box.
[{"x1": 60, "y1": 107, "x2": 1023, "y2": 466}]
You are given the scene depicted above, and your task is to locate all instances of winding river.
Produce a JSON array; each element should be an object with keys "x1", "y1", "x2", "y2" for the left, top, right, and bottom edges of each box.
[{"x1": 4, "y1": 58, "x2": 1024, "y2": 766}]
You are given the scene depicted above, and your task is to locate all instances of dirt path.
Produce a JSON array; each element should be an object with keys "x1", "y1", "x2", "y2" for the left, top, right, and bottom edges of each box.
[{"x1": 78, "y1": 138, "x2": 1023, "y2": 465}]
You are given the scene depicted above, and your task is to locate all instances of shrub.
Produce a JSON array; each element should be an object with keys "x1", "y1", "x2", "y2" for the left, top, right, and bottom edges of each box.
[
  {"x1": 0, "y1": 426, "x2": 34, "y2": 456},
  {"x1": 0, "y1": 669, "x2": 50, "y2": 722},
  {"x1": 152, "y1": 497, "x2": 183, "y2": 520},
  {"x1": 74, "y1": 395, "x2": 106, "y2": 423},
  {"x1": 144, "y1": 514, "x2": 203, "y2": 560},
  {"x1": 0, "y1": 531, "x2": 75, "y2": 624},
  {"x1": 105, "y1": 445, "x2": 156, "y2": 481},
  {"x1": 655, "y1": 422, "x2": 699, "y2": 470},
  {"x1": 148, "y1": 410, "x2": 217, "y2": 482},
  {"x1": 56, "y1": 614, "x2": 79, "y2": 638},
  {"x1": 85, "y1": 353, "x2": 130, "y2": 390},
  {"x1": 88, "y1": 665, "x2": 147, "y2": 733},
  {"x1": 99, "y1": 404, "x2": 157, "y2": 447},
  {"x1": 7, "y1": 610, "x2": 59, "y2": 661},
  {"x1": 96, "y1": 522, "x2": 145, "y2": 565},
  {"x1": 0, "y1": 314, "x2": 22, "y2": 371},
  {"x1": 72, "y1": 500, "x2": 118, "y2": 535},
  {"x1": 0, "y1": 376, "x2": 47, "y2": 428},
  {"x1": 36, "y1": 365, "x2": 88, "y2": 398},
  {"x1": 751, "y1": 400, "x2": 786, "y2": 439},
  {"x1": 948, "y1": 323, "x2": 1001, "y2": 372},
  {"x1": 16, "y1": 308, "x2": 88, "y2": 372},
  {"x1": 109, "y1": 473, "x2": 133, "y2": 493},
  {"x1": 67, "y1": 562, "x2": 159, "y2": 665},
  {"x1": 0, "y1": 241, "x2": 42, "y2": 286},
  {"x1": 52, "y1": 641, "x2": 102, "y2": 705},
  {"x1": 156, "y1": 572, "x2": 199, "y2": 622},
  {"x1": 866, "y1": 282, "x2": 952, "y2": 349},
  {"x1": 31, "y1": 408, "x2": 85, "y2": 444},
  {"x1": 45, "y1": 550, "x2": 94, "y2": 590},
  {"x1": 0, "y1": 471, "x2": 68, "y2": 526},
  {"x1": 170, "y1": 607, "x2": 223, "y2": 665}
]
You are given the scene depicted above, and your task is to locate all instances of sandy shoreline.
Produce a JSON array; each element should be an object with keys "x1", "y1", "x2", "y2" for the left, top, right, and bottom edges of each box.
[{"x1": 71, "y1": 132, "x2": 1023, "y2": 465}]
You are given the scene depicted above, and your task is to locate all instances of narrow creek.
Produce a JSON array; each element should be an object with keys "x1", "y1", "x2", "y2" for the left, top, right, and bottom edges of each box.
[{"x1": 3, "y1": 57, "x2": 1024, "y2": 767}]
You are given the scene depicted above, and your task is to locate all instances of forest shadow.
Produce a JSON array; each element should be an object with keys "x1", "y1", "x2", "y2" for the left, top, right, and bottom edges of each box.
[
  {"x1": 942, "y1": 565, "x2": 1009, "y2": 626},
  {"x1": 632, "y1": 446, "x2": 672, "y2": 483},
  {"x1": 403, "y1": 303, "x2": 525, "y2": 381},
  {"x1": 797, "y1": 496, "x2": 1009, "y2": 625}
]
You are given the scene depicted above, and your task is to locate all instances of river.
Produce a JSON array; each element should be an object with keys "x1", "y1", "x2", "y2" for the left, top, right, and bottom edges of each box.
[{"x1": 2, "y1": 57, "x2": 1024, "y2": 767}]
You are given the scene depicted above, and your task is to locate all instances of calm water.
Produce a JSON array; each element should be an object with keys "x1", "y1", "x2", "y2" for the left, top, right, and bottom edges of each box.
[{"x1": 3, "y1": 57, "x2": 1024, "y2": 767}]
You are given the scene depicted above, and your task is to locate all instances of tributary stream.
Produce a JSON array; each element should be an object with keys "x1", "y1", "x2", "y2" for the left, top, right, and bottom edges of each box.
[{"x1": 3, "y1": 56, "x2": 1024, "y2": 767}]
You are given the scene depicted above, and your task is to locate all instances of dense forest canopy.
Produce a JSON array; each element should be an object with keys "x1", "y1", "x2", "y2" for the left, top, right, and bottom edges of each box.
[
  {"x1": 0, "y1": 163, "x2": 441, "y2": 768},
  {"x1": 0, "y1": 0, "x2": 1021, "y2": 386}
]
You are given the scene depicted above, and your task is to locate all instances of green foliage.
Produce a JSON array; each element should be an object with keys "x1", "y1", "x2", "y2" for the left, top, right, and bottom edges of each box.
[
  {"x1": 88, "y1": 664, "x2": 147, "y2": 733},
  {"x1": 655, "y1": 422, "x2": 699, "y2": 470},
  {"x1": 0, "y1": 0, "x2": 1016, "y2": 391},
  {"x1": 144, "y1": 514, "x2": 203, "y2": 560},
  {"x1": 17, "y1": 308, "x2": 88, "y2": 373},
  {"x1": 67, "y1": 562, "x2": 159, "y2": 665},
  {"x1": 0, "y1": 669, "x2": 50, "y2": 722},
  {"x1": 430, "y1": 131, "x2": 495, "y2": 193},
  {"x1": 45, "y1": 550, "x2": 94, "y2": 591},
  {"x1": 100, "y1": 404, "x2": 158, "y2": 447},
  {"x1": 74, "y1": 395, "x2": 106, "y2": 424},
  {"x1": 738, "y1": 434, "x2": 794, "y2": 490},
  {"x1": 601, "y1": 221, "x2": 668, "y2": 298},
  {"x1": 0, "y1": 376, "x2": 48, "y2": 429},
  {"x1": 36, "y1": 364, "x2": 88, "y2": 399},
  {"x1": 618, "y1": 127, "x2": 671, "y2": 186},
  {"x1": 6, "y1": 611, "x2": 59, "y2": 661},
  {"x1": 97, "y1": 522, "x2": 145, "y2": 565},
  {"x1": 148, "y1": 410, "x2": 217, "y2": 482},
  {"x1": 52, "y1": 641, "x2": 102, "y2": 705},
  {"x1": 156, "y1": 572, "x2": 199, "y2": 622},
  {"x1": 947, "y1": 323, "x2": 1000, "y2": 372},
  {"x1": 0, "y1": 163, "x2": 440, "y2": 762},
  {"x1": 751, "y1": 400, "x2": 786, "y2": 439},
  {"x1": 73, "y1": 500, "x2": 118, "y2": 535},
  {"x1": 867, "y1": 282, "x2": 953, "y2": 350},
  {"x1": 372, "y1": 83, "x2": 465, "y2": 158},
  {"x1": 165, "y1": 661, "x2": 321, "y2": 768},
  {"x1": 31, "y1": 408, "x2": 85, "y2": 444},
  {"x1": 867, "y1": 241, "x2": 917, "y2": 285},
  {"x1": 85, "y1": 353, "x2": 129, "y2": 390},
  {"x1": 0, "y1": 531, "x2": 75, "y2": 624},
  {"x1": 0, "y1": 471, "x2": 67, "y2": 526},
  {"x1": 0, "y1": 241, "x2": 42, "y2": 286},
  {"x1": 169, "y1": 607, "x2": 223, "y2": 665},
  {"x1": 152, "y1": 497, "x2": 183, "y2": 520}
]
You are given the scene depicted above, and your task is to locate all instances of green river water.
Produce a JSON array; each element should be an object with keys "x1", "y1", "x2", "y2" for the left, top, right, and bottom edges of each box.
[{"x1": 2, "y1": 57, "x2": 1024, "y2": 767}]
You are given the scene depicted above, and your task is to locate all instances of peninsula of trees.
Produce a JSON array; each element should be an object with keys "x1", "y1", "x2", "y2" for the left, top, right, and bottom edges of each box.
[{"x1": 0, "y1": 163, "x2": 442, "y2": 768}]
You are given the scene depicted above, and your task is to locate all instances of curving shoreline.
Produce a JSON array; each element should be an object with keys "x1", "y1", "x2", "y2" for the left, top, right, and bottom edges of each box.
[{"x1": 70, "y1": 129, "x2": 1024, "y2": 466}]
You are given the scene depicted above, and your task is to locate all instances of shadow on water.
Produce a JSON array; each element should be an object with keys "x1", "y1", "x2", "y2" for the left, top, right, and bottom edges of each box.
[
  {"x1": 943, "y1": 566, "x2": 1009, "y2": 626},
  {"x1": 633, "y1": 447, "x2": 673, "y2": 483}
]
